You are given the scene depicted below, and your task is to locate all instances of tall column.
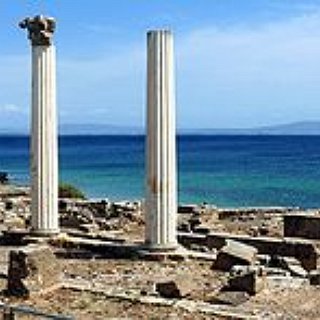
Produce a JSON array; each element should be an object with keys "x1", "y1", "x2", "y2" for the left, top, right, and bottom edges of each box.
[
  {"x1": 20, "y1": 16, "x2": 59, "y2": 235},
  {"x1": 145, "y1": 30, "x2": 177, "y2": 250}
]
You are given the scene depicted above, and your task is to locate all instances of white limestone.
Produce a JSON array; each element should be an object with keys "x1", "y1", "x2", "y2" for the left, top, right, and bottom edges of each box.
[
  {"x1": 30, "y1": 45, "x2": 59, "y2": 234},
  {"x1": 20, "y1": 16, "x2": 59, "y2": 235},
  {"x1": 145, "y1": 30, "x2": 178, "y2": 250}
]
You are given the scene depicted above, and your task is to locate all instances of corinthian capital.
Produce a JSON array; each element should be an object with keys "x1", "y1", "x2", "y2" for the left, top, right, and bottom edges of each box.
[{"x1": 19, "y1": 15, "x2": 56, "y2": 46}]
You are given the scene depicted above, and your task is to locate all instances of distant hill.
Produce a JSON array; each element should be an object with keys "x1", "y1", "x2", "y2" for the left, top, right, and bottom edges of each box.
[
  {"x1": 182, "y1": 121, "x2": 320, "y2": 135},
  {"x1": 60, "y1": 121, "x2": 320, "y2": 135},
  {"x1": 3, "y1": 121, "x2": 320, "y2": 136}
]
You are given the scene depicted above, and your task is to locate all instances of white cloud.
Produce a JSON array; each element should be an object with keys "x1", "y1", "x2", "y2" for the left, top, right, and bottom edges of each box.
[
  {"x1": 2, "y1": 8, "x2": 320, "y2": 129},
  {"x1": 56, "y1": 9, "x2": 320, "y2": 128},
  {"x1": 2, "y1": 104, "x2": 21, "y2": 113},
  {"x1": 176, "y1": 11, "x2": 320, "y2": 127}
]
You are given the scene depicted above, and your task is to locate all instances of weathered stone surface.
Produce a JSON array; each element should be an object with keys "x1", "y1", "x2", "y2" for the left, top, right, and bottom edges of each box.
[
  {"x1": 284, "y1": 213, "x2": 320, "y2": 239},
  {"x1": 267, "y1": 275, "x2": 308, "y2": 289},
  {"x1": 225, "y1": 267, "x2": 264, "y2": 295},
  {"x1": 277, "y1": 256, "x2": 300, "y2": 268},
  {"x1": 1, "y1": 230, "x2": 29, "y2": 245},
  {"x1": 189, "y1": 243, "x2": 210, "y2": 253},
  {"x1": 155, "y1": 278, "x2": 193, "y2": 298},
  {"x1": 178, "y1": 204, "x2": 198, "y2": 214},
  {"x1": 145, "y1": 30, "x2": 177, "y2": 250},
  {"x1": 288, "y1": 264, "x2": 308, "y2": 278},
  {"x1": 213, "y1": 240, "x2": 257, "y2": 271},
  {"x1": 209, "y1": 291, "x2": 250, "y2": 306},
  {"x1": 257, "y1": 254, "x2": 271, "y2": 266},
  {"x1": 278, "y1": 256, "x2": 308, "y2": 278},
  {"x1": 255, "y1": 225, "x2": 269, "y2": 236},
  {"x1": 193, "y1": 225, "x2": 211, "y2": 235},
  {"x1": 231, "y1": 265, "x2": 265, "y2": 277},
  {"x1": 263, "y1": 267, "x2": 290, "y2": 277},
  {"x1": 7, "y1": 245, "x2": 61, "y2": 297},
  {"x1": 178, "y1": 232, "x2": 207, "y2": 249},
  {"x1": 19, "y1": 15, "x2": 55, "y2": 46},
  {"x1": 309, "y1": 270, "x2": 320, "y2": 285},
  {"x1": 21, "y1": 15, "x2": 59, "y2": 235},
  {"x1": 206, "y1": 232, "x2": 318, "y2": 271},
  {"x1": 189, "y1": 215, "x2": 202, "y2": 230},
  {"x1": 78, "y1": 223, "x2": 99, "y2": 233},
  {"x1": 177, "y1": 222, "x2": 191, "y2": 232}
]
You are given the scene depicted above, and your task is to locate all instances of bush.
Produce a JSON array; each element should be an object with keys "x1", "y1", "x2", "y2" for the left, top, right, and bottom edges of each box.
[
  {"x1": 59, "y1": 183, "x2": 86, "y2": 199},
  {"x1": 0, "y1": 172, "x2": 9, "y2": 184}
]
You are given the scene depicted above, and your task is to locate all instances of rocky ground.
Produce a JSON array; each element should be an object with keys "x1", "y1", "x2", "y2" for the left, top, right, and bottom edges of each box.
[{"x1": 0, "y1": 184, "x2": 320, "y2": 319}]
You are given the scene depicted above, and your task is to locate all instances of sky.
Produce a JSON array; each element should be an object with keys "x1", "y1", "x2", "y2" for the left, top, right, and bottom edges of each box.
[{"x1": 1, "y1": 0, "x2": 320, "y2": 131}]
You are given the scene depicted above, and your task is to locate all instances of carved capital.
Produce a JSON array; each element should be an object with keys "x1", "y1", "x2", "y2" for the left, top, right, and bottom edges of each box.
[{"x1": 19, "y1": 15, "x2": 55, "y2": 46}]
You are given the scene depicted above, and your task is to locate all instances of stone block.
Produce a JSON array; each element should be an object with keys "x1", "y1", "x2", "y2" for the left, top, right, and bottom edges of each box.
[
  {"x1": 209, "y1": 291, "x2": 250, "y2": 306},
  {"x1": 7, "y1": 245, "x2": 61, "y2": 297},
  {"x1": 226, "y1": 267, "x2": 264, "y2": 295},
  {"x1": 155, "y1": 278, "x2": 193, "y2": 298},
  {"x1": 257, "y1": 254, "x2": 271, "y2": 266},
  {"x1": 287, "y1": 264, "x2": 308, "y2": 278},
  {"x1": 284, "y1": 213, "x2": 320, "y2": 239},
  {"x1": 206, "y1": 232, "x2": 318, "y2": 271},
  {"x1": 278, "y1": 256, "x2": 308, "y2": 278},
  {"x1": 78, "y1": 223, "x2": 99, "y2": 233},
  {"x1": 193, "y1": 225, "x2": 211, "y2": 235},
  {"x1": 177, "y1": 222, "x2": 191, "y2": 232},
  {"x1": 178, "y1": 205, "x2": 198, "y2": 214},
  {"x1": 309, "y1": 270, "x2": 320, "y2": 285},
  {"x1": 264, "y1": 267, "x2": 290, "y2": 277},
  {"x1": 189, "y1": 215, "x2": 201, "y2": 230},
  {"x1": 177, "y1": 232, "x2": 207, "y2": 249},
  {"x1": 213, "y1": 240, "x2": 257, "y2": 271},
  {"x1": 1, "y1": 230, "x2": 29, "y2": 245}
]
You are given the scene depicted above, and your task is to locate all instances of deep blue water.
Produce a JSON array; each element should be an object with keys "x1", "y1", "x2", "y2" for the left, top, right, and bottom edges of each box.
[{"x1": 1, "y1": 135, "x2": 320, "y2": 208}]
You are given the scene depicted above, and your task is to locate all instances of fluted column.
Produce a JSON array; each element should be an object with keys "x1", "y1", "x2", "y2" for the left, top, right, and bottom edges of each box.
[
  {"x1": 145, "y1": 30, "x2": 177, "y2": 250},
  {"x1": 20, "y1": 16, "x2": 59, "y2": 235}
]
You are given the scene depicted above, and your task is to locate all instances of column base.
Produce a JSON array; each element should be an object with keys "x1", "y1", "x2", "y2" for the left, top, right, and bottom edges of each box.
[
  {"x1": 138, "y1": 243, "x2": 187, "y2": 261},
  {"x1": 143, "y1": 241, "x2": 178, "y2": 252},
  {"x1": 30, "y1": 228, "x2": 60, "y2": 237}
]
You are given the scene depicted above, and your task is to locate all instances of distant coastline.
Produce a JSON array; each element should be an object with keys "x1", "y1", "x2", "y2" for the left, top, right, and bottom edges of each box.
[{"x1": 2, "y1": 121, "x2": 320, "y2": 136}]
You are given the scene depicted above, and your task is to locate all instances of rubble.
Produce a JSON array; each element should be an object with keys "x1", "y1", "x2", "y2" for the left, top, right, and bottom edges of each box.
[
  {"x1": 206, "y1": 232, "x2": 318, "y2": 271},
  {"x1": 309, "y1": 270, "x2": 320, "y2": 285},
  {"x1": 213, "y1": 240, "x2": 257, "y2": 271},
  {"x1": 7, "y1": 245, "x2": 61, "y2": 297},
  {"x1": 278, "y1": 256, "x2": 308, "y2": 278},
  {"x1": 193, "y1": 224, "x2": 211, "y2": 234},
  {"x1": 224, "y1": 266, "x2": 264, "y2": 295},
  {"x1": 0, "y1": 186, "x2": 320, "y2": 318},
  {"x1": 178, "y1": 204, "x2": 199, "y2": 214},
  {"x1": 284, "y1": 212, "x2": 320, "y2": 239},
  {"x1": 288, "y1": 264, "x2": 308, "y2": 278},
  {"x1": 209, "y1": 291, "x2": 250, "y2": 306},
  {"x1": 155, "y1": 278, "x2": 194, "y2": 298}
]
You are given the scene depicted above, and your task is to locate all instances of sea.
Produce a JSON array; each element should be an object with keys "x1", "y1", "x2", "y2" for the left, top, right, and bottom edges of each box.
[{"x1": 1, "y1": 135, "x2": 320, "y2": 209}]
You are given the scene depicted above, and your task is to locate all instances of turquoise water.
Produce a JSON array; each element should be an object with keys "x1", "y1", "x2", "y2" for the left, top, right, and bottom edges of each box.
[{"x1": 1, "y1": 135, "x2": 320, "y2": 208}]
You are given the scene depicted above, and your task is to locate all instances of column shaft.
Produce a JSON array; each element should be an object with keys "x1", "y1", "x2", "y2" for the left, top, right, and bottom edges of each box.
[
  {"x1": 30, "y1": 45, "x2": 59, "y2": 234},
  {"x1": 145, "y1": 30, "x2": 177, "y2": 249}
]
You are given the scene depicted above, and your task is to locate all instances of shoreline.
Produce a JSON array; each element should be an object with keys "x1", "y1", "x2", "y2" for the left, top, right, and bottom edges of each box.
[
  {"x1": 1, "y1": 182, "x2": 320, "y2": 319},
  {"x1": 0, "y1": 183, "x2": 312, "y2": 211}
]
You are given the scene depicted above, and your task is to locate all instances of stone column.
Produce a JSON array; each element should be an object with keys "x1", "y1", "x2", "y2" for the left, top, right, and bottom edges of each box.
[
  {"x1": 20, "y1": 16, "x2": 59, "y2": 235},
  {"x1": 145, "y1": 30, "x2": 177, "y2": 250}
]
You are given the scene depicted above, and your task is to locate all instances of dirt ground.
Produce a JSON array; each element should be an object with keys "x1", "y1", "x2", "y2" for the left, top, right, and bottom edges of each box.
[
  {"x1": 1, "y1": 189, "x2": 320, "y2": 319},
  {"x1": 0, "y1": 254, "x2": 319, "y2": 319}
]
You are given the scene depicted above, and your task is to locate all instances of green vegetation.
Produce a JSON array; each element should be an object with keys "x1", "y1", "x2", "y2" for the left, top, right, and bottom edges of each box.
[
  {"x1": 0, "y1": 172, "x2": 9, "y2": 184},
  {"x1": 59, "y1": 183, "x2": 86, "y2": 199}
]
